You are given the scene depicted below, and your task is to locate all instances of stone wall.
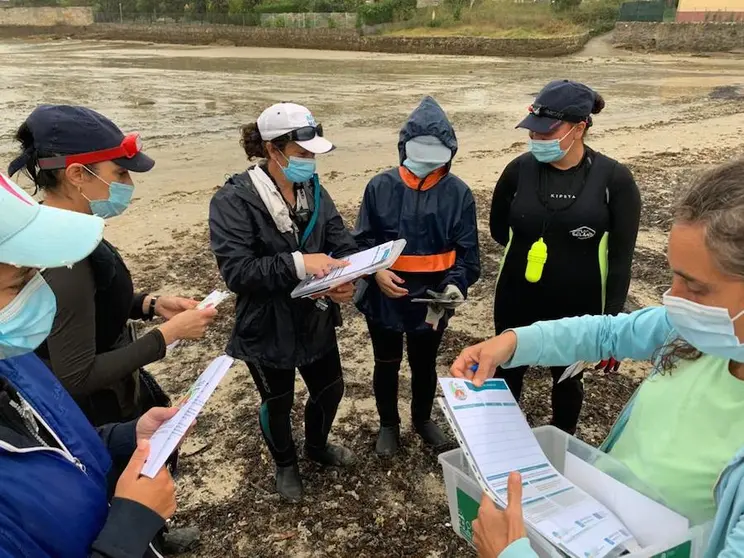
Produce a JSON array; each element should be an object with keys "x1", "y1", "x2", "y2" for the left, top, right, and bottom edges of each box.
[
  {"x1": 259, "y1": 12, "x2": 356, "y2": 28},
  {"x1": 0, "y1": 7, "x2": 93, "y2": 26},
  {"x1": 0, "y1": 23, "x2": 590, "y2": 57},
  {"x1": 613, "y1": 21, "x2": 744, "y2": 51}
]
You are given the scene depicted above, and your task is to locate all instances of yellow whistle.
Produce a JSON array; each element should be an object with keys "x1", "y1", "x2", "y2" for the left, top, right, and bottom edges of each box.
[{"x1": 525, "y1": 238, "x2": 548, "y2": 283}]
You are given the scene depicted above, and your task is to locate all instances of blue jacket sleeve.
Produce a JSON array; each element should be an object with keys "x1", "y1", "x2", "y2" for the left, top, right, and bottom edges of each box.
[
  {"x1": 717, "y1": 513, "x2": 744, "y2": 558},
  {"x1": 499, "y1": 537, "x2": 539, "y2": 558},
  {"x1": 352, "y1": 181, "x2": 378, "y2": 251},
  {"x1": 507, "y1": 306, "x2": 674, "y2": 369},
  {"x1": 440, "y1": 188, "x2": 481, "y2": 295}
]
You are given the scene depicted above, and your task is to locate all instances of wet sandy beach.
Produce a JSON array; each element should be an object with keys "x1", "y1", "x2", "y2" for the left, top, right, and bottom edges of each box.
[{"x1": 1, "y1": 37, "x2": 744, "y2": 557}]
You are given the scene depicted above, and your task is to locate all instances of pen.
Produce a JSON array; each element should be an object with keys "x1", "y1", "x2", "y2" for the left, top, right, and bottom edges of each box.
[{"x1": 315, "y1": 252, "x2": 333, "y2": 311}]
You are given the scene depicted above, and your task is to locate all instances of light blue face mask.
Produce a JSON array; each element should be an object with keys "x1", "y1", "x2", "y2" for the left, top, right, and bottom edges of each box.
[
  {"x1": 280, "y1": 154, "x2": 317, "y2": 184},
  {"x1": 82, "y1": 168, "x2": 134, "y2": 219},
  {"x1": 0, "y1": 273, "x2": 57, "y2": 359},
  {"x1": 663, "y1": 290, "x2": 744, "y2": 362},
  {"x1": 528, "y1": 126, "x2": 576, "y2": 164},
  {"x1": 403, "y1": 159, "x2": 445, "y2": 179}
]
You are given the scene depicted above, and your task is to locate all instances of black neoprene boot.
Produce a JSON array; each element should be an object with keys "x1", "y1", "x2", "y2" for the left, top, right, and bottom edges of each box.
[
  {"x1": 375, "y1": 425, "x2": 401, "y2": 457},
  {"x1": 305, "y1": 443, "x2": 356, "y2": 467},
  {"x1": 415, "y1": 420, "x2": 449, "y2": 449},
  {"x1": 276, "y1": 463, "x2": 304, "y2": 503}
]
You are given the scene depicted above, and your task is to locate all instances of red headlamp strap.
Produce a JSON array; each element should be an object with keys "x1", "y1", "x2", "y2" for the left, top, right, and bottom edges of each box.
[{"x1": 38, "y1": 133, "x2": 143, "y2": 170}]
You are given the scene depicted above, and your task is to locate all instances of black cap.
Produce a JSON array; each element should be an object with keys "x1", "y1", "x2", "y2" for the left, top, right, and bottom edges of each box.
[
  {"x1": 517, "y1": 80, "x2": 598, "y2": 134},
  {"x1": 8, "y1": 105, "x2": 154, "y2": 176}
]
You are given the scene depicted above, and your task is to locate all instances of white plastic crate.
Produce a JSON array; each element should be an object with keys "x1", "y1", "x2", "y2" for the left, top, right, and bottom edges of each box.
[{"x1": 439, "y1": 425, "x2": 712, "y2": 558}]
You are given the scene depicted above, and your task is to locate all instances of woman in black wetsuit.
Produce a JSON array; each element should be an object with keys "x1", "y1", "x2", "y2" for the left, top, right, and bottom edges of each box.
[{"x1": 490, "y1": 80, "x2": 641, "y2": 434}]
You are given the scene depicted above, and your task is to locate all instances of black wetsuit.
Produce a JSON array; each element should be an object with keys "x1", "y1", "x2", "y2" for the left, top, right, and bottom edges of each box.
[{"x1": 490, "y1": 147, "x2": 640, "y2": 433}]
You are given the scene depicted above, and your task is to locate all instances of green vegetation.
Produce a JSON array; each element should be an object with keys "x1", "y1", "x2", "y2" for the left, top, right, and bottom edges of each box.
[
  {"x1": 12, "y1": 0, "x2": 623, "y2": 38},
  {"x1": 356, "y1": 0, "x2": 415, "y2": 26},
  {"x1": 382, "y1": 0, "x2": 624, "y2": 37}
]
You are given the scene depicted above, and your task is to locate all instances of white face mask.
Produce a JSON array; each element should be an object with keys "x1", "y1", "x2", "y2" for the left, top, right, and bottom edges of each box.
[{"x1": 662, "y1": 290, "x2": 744, "y2": 363}]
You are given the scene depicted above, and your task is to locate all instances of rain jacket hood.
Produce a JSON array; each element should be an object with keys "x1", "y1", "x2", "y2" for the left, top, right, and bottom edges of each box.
[{"x1": 398, "y1": 96, "x2": 458, "y2": 165}]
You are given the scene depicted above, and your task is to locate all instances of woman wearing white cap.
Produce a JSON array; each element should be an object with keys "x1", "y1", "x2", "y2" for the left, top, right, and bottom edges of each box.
[
  {"x1": 0, "y1": 173, "x2": 182, "y2": 557},
  {"x1": 209, "y1": 102, "x2": 358, "y2": 502}
]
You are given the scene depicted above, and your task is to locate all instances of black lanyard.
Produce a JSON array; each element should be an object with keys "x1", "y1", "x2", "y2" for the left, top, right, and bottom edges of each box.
[{"x1": 537, "y1": 156, "x2": 592, "y2": 236}]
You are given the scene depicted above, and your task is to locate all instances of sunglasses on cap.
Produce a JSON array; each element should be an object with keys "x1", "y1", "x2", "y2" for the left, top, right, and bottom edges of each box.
[
  {"x1": 38, "y1": 133, "x2": 143, "y2": 170},
  {"x1": 528, "y1": 105, "x2": 587, "y2": 124},
  {"x1": 277, "y1": 124, "x2": 324, "y2": 143}
]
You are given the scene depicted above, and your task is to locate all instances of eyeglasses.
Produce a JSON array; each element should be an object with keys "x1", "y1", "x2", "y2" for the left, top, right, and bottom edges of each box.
[
  {"x1": 38, "y1": 133, "x2": 143, "y2": 170},
  {"x1": 278, "y1": 124, "x2": 323, "y2": 143}
]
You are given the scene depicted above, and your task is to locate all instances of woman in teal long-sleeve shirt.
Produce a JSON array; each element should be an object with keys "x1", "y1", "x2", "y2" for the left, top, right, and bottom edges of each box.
[{"x1": 452, "y1": 158, "x2": 744, "y2": 558}]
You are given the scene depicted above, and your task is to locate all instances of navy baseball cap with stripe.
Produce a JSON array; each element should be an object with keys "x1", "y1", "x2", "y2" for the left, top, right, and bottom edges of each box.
[
  {"x1": 8, "y1": 105, "x2": 155, "y2": 177},
  {"x1": 517, "y1": 80, "x2": 599, "y2": 134}
]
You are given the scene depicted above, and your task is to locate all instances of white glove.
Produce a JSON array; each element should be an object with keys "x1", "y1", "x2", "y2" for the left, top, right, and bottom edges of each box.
[{"x1": 424, "y1": 285, "x2": 465, "y2": 329}]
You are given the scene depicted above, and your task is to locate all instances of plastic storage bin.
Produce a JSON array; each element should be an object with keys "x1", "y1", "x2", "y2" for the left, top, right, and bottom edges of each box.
[{"x1": 439, "y1": 425, "x2": 712, "y2": 558}]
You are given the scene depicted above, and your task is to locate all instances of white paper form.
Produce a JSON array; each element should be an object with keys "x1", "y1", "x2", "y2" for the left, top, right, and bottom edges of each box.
[
  {"x1": 439, "y1": 378, "x2": 634, "y2": 558},
  {"x1": 166, "y1": 290, "x2": 231, "y2": 351},
  {"x1": 564, "y1": 452, "x2": 689, "y2": 547},
  {"x1": 141, "y1": 355, "x2": 234, "y2": 478},
  {"x1": 291, "y1": 239, "x2": 406, "y2": 299}
]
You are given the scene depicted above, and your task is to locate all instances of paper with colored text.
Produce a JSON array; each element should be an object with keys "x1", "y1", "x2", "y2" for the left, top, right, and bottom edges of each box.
[
  {"x1": 438, "y1": 378, "x2": 635, "y2": 558},
  {"x1": 141, "y1": 355, "x2": 234, "y2": 478}
]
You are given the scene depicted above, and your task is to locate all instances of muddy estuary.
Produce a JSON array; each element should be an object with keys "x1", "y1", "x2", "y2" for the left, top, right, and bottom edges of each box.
[{"x1": 1, "y1": 37, "x2": 744, "y2": 557}]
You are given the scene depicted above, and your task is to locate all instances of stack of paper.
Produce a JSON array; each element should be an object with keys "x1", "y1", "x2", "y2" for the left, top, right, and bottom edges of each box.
[
  {"x1": 141, "y1": 355, "x2": 234, "y2": 478},
  {"x1": 167, "y1": 290, "x2": 231, "y2": 350},
  {"x1": 439, "y1": 378, "x2": 637, "y2": 558},
  {"x1": 290, "y1": 240, "x2": 407, "y2": 299}
]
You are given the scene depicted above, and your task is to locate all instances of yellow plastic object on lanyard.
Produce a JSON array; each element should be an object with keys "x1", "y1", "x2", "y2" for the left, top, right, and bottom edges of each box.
[{"x1": 525, "y1": 238, "x2": 548, "y2": 283}]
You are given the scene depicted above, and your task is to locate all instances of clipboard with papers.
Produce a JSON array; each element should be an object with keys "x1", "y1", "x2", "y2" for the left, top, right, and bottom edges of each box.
[
  {"x1": 290, "y1": 239, "x2": 407, "y2": 299},
  {"x1": 438, "y1": 378, "x2": 645, "y2": 558}
]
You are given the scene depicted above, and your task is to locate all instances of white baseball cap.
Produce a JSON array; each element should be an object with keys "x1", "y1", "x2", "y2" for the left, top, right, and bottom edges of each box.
[
  {"x1": 0, "y1": 173, "x2": 104, "y2": 268},
  {"x1": 257, "y1": 103, "x2": 334, "y2": 154}
]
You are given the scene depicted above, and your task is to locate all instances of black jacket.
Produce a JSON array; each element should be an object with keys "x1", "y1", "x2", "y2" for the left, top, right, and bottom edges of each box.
[{"x1": 209, "y1": 169, "x2": 358, "y2": 369}]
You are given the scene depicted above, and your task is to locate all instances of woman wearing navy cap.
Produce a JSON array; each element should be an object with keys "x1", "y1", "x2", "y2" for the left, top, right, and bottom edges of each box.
[
  {"x1": 8, "y1": 105, "x2": 217, "y2": 430},
  {"x1": 8, "y1": 105, "x2": 214, "y2": 553},
  {"x1": 489, "y1": 80, "x2": 641, "y2": 434}
]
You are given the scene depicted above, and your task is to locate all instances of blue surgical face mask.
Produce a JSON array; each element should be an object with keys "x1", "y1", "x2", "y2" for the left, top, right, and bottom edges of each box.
[
  {"x1": 403, "y1": 159, "x2": 445, "y2": 179},
  {"x1": 280, "y1": 153, "x2": 317, "y2": 184},
  {"x1": 0, "y1": 273, "x2": 57, "y2": 359},
  {"x1": 528, "y1": 126, "x2": 576, "y2": 164},
  {"x1": 82, "y1": 167, "x2": 134, "y2": 219},
  {"x1": 663, "y1": 290, "x2": 744, "y2": 362}
]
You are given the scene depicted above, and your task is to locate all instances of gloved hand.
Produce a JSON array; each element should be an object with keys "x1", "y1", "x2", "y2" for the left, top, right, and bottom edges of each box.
[
  {"x1": 426, "y1": 285, "x2": 465, "y2": 311},
  {"x1": 595, "y1": 358, "x2": 620, "y2": 373},
  {"x1": 424, "y1": 285, "x2": 465, "y2": 329}
]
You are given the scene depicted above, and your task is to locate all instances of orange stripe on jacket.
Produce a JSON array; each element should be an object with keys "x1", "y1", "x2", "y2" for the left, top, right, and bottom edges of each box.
[
  {"x1": 390, "y1": 251, "x2": 456, "y2": 273},
  {"x1": 398, "y1": 166, "x2": 448, "y2": 192}
]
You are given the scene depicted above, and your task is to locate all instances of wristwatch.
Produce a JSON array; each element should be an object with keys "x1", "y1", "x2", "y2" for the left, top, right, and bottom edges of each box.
[{"x1": 147, "y1": 295, "x2": 160, "y2": 321}]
